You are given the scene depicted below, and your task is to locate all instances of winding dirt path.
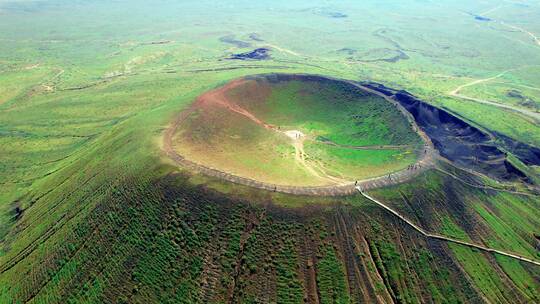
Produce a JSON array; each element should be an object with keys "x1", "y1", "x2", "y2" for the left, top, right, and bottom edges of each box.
[
  {"x1": 265, "y1": 44, "x2": 301, "y2": 57},
  {"x1": 198, "y1": 79, "x2": 277, "y2": 130},
  {"x1": 289, "y1": 132, "x2": 343, "y2": 184},
  {"x1": 448, "y1": 70, "x2": 540, "y2": 121},
  {"x1": 315, "y1": 139, "x2": 413, "y2": 151},
  {"x1": 448, "y1": 71, "x2": 510, "y2": 96},
  {"x1": 357, "y1": 187, "x2": 540, "y2": 267},
  {"x1": 500, "y1": 21, "x2": 540, "y2": 47}
]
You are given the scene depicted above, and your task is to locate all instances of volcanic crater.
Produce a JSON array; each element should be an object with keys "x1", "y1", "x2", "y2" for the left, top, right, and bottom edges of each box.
[
  {"x1": 165, "y1": 74, "x2": 431, "y2": 193},
  {"x1": 163, "y1": 74, "x2": 532, "y2": 195}
]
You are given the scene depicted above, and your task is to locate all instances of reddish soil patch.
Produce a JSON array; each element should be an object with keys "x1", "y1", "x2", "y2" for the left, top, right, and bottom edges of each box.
[{"x1": 194, "y1": 79, "x2": 276, "y2": 131}]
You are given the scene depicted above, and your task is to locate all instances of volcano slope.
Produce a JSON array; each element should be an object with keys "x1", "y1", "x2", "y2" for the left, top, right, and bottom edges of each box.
[
  {"x1": 2, "y1": 147, "x2": 540, "y2": 303},
  {"x1": 168, "y1": 74, "x2": 423, "y2": 189},
  {"x1": 2, "y1": 1, "x2": 540, "y2": 302},
  {"x1": 1, "y1": 72, "x2": 539, "y2": 304}
]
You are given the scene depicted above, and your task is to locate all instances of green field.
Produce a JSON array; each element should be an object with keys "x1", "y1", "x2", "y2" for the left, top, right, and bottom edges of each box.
[{"x1": 1, "y1": 0, "x2": 540, "y2": 303}]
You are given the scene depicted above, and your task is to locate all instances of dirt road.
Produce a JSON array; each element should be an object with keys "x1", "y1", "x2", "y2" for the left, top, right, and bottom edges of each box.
[{"x1": 448, "y1": 71, "x2": 540, "y2": 121}]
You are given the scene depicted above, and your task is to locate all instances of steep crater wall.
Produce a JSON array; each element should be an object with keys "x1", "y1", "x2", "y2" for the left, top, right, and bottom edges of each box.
[
  {"x1": 495, "y1": 132, "x2": 540, "y2": 167},
  {"x1": 362, "y1": 82, "x2": 531, "y2": 182}
]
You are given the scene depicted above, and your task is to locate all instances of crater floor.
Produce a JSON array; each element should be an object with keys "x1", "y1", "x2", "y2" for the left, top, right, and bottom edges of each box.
[{"x1": 168, "y1": 74, "x2": 424, "y2": 187}]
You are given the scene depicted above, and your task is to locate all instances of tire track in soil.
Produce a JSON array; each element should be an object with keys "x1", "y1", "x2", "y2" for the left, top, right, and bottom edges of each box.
[
  {"x1": 334, "y1": 210, "x2": 370, "y2": 303},
  {"x1": 199, "y1": 243, "x2": 222, "y2": 302},
  {"x1": 298, "y1": 228, "x2": 321, "y2": 304},
  {"x1": 228, "y1": 209, "x2": 266, "y2": 304},
  {"x1": 0, "y1": 171, "x2": 105, "y2": 275},
  {"x1": 297, "y1": 212, "x2": 395, "y2": 304},
  {"x1": 365, "y1": 236, "x2": 399, "y2": 302},
  {"x1": 357, "y1": 234, "x2": 395, "y2": 304}
]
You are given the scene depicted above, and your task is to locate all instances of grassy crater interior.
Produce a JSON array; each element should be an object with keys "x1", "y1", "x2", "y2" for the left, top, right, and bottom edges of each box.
[{"x1": 172, "y1": 74, "x2": 422, "y2": 187}]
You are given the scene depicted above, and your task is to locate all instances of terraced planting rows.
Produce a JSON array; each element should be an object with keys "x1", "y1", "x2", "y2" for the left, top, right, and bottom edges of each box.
[{"x1": 5, "y1": 164, "x2": 538, "y2": 303}]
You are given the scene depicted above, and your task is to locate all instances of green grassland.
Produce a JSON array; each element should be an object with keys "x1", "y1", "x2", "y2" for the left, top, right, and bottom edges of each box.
[
  {"x1": 304, "y1": 142, "x2": 417, "y2": 180},
  {"x1": 1, "y1": 0, "x2": 540, "y2": 303},
  {"x1": 371, "y1": 168, "x2": 540, "y2": 302},
  {"x1": 435, "y1": 96, "x2": 540, "y2": 146}
]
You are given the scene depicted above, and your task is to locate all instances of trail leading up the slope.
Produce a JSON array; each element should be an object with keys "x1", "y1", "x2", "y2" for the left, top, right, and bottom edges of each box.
[{"x1": 356, "y1": 187, "x2": 540, "y2": 267}]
